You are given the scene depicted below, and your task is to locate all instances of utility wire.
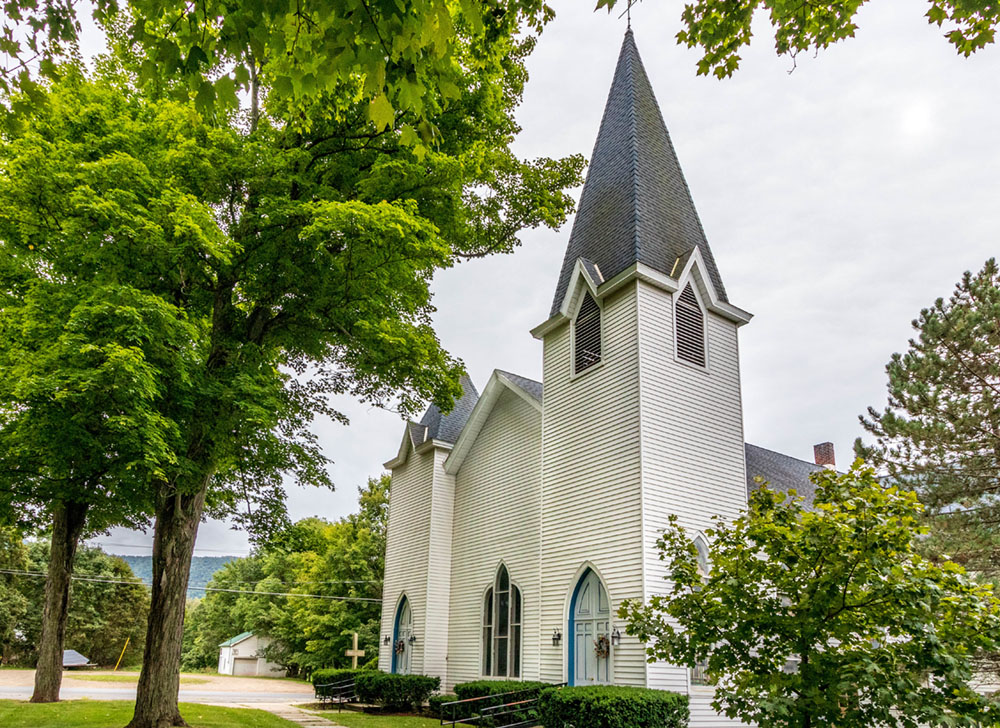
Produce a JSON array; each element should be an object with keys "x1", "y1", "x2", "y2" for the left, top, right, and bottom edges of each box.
[{"x1": 0, "y1": 568, "x2": 382, "y2": 603}]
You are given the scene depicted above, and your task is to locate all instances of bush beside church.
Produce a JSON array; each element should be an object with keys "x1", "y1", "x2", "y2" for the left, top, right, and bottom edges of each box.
[{"x1": 538, "y1": 685, "x2": 689, "y2": 728}]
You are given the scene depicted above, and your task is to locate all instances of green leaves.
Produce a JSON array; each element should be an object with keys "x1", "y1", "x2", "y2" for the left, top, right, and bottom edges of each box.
[
  {"x1": 183, "y1": 476, "x2": 390, "y2": 674},
  {"x1": 620, "y1": 462, "x2": 1000, "y2": 728},
  {"x1": 600, "y1": 0, "x2": 1000, "y2": 78}
]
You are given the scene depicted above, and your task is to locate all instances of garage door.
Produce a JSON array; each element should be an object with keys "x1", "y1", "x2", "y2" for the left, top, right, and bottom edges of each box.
[{"x1": 233, "y1": 658, "x2": 258, "y2": 676}]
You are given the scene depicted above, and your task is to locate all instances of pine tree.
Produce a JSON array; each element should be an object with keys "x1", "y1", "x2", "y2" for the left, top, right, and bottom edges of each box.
[{"x1": 859, "y1": 258, "x2": 1000, "y2": 576}]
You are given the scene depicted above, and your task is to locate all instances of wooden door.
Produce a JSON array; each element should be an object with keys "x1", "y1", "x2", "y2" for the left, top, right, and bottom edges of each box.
[
  {"x1": 393, "y1": 598, "x2": 413, "y2": 674},
  {"x1": 571, "y1": 570, "x2": 610, "y2": 685}
]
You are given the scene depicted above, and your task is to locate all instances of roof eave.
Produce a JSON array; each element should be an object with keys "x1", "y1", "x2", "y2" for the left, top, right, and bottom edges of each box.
[
  {"x1": 531, "y1": 259, "x2": 751, "y2": 337},
  {"x1": 444, "y1": 371, "x2": 542, "y2": 475}
]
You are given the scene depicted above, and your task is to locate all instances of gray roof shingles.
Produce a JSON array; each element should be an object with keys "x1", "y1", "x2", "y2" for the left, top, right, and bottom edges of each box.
[
  {"x1": 550, "y1": 29, "x2": 728, "y2": 316},
  {"x1": 745, "y1": 443, "x2": 824, "y2": 505},
  {"x1": 497, "y1": 370, "x2": 543, "y2": 403},
  {"x1": 417, "y1": 374, "x2": 480, "y2": 445}
]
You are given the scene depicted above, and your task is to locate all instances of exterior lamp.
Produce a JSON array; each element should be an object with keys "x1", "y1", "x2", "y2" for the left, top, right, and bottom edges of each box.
[
  {"x1": 611, "y1": 627, "x2": 622, "y2": 646},
  {"x1": 552, "y1": 629, "x2": 562, "y2": 646},
  {"x1": 408, "y1": 634, "x2": 417, "y2": 645},
  {"x1": 382, "y1": 636, "x2": 390, "y2": 646}
]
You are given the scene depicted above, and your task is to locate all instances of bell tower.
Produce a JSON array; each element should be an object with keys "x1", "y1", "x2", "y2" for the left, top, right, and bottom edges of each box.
[{"x1": 531, "y1": 30, "x2": 752, "y2": 696}]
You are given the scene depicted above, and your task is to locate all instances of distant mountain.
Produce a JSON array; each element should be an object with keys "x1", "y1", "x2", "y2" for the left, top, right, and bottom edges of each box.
[{"x1": 116, "y1": 555, "x2": 239, "y2": 599}]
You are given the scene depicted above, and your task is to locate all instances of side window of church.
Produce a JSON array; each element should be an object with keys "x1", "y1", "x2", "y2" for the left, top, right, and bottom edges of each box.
[
  {"x1": 675, "y1": 283, "x2": 706, "y2": 367},
  {"x1": 690, "y1": 535, "x2": 711, "y2": 686},
  {"x1": 482, "y1": 564, "x2": 522, "y2": 677},
  {"x1": 574, "y1": 291, "x2": 602, "y2": 374}
]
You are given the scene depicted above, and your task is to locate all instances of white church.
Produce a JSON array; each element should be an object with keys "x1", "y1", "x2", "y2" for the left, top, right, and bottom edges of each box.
[{"x1": 377, "y1": 29, "x2": 832, "y2": 726}]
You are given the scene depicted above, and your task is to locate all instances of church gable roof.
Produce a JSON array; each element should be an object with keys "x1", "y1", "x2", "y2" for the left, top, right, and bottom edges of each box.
[
  {"x1": 444, "y1": 370, "x2": 542, "y2": 474},
  {"x1": 745, "y1": 443, "x2": 824, "y2": 506},
  {"x1": 417, "y1": 374, "x2": 479, "y2": 445},
  {"x1": 551, "y1": 29, "x2": 727, "y2": 316}
]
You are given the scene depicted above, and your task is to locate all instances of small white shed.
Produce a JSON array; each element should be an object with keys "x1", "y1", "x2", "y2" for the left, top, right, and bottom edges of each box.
[{"x1": 217, "y1": 632, "x2": 286, "y2": 677}]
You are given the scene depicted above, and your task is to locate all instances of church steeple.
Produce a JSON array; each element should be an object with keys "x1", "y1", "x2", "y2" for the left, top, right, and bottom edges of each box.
[{"x1": 550, "y1": 30, "x2": 728, "y2": 316}]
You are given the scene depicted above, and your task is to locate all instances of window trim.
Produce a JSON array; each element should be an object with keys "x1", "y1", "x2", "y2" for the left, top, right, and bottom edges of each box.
[
  {"x1": 570, "y1": 289, "x2": 604, "y2": 379},
  {"x1": 673, "y1": 280, "x2": 709, "y2": 371},
  {"x1": 480, "y1": 563, "x2": 523, "y2": 679}
]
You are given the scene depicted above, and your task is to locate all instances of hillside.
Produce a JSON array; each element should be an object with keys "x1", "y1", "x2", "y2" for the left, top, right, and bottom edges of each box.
[{"x1": 117, "y1": 555, "x2": 239, "y2": 599}]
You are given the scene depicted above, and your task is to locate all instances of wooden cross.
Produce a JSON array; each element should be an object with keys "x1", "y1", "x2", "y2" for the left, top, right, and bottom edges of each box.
[{"x1": 345, "y1": 632, "x2": 366, "y2": 669}]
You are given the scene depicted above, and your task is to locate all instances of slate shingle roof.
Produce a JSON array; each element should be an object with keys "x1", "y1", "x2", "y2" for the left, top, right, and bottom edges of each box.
[
  {"x1": 497, "y1": 370, "x2": 543, "y2": 403},
  {"x1": 417, "y1": 374, "x2": 480, "y2": 444},
  {"x1": 550, "y1": 29, "x2": 728, "y2": 316},
  {"x1": 745, "y1": 443, "x2": 824, "y2": 506}
]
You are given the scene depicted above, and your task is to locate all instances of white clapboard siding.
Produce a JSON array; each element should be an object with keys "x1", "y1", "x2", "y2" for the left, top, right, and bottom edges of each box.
[
  {"x1": 379, "y1": 444, "x2": 435, "y2": 673},
  {"x1": 636, "y1": 277, "x2": 752, "y2": 727},
  {"x1": 447, "y1": 387, "x2": 543, "y2": 690},
  {"x1": 424, "y1": 448, "x2": 456, "y2": 683},
  {"x1": 540, "y1": 282, "x2": 646, "y2": 688}
]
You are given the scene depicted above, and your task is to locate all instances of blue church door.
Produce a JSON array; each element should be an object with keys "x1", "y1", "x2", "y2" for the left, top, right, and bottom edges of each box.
[
  {"x1": 569, "y1": 570, "x2": 610, "y2": 685},
  {"x1": 392, "y1": 597, "x2": 413, "y2": 674}
]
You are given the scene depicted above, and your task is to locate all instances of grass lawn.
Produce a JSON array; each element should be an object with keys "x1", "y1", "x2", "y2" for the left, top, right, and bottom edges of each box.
[
  {"x1": 68, "y1": 674, "x2": 210, "y2": 685},
  {"x1": 0, "y1": 700, "x2": 300, "y2": 727},
  {"x1": 302, "y1": 709, "x2": 440, "y2": 728}
]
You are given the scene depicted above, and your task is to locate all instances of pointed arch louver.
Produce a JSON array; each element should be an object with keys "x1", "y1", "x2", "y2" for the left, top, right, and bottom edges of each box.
[
  {"x1": 574, "y1": 292, "x2": 602, "y2": 374},
  {"x1": 676, "y1": 283, "x2": 706, "y2": 367}
]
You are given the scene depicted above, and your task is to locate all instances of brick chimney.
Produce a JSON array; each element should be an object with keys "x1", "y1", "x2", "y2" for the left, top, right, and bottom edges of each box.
[{"x1": 813, "y1": 442, "x2": 835, "y2": 468}]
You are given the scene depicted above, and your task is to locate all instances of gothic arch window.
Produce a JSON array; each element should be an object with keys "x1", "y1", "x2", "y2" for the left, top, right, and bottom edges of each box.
[
  {"x1": 573, "y1": 291, "x2": 602, "y2": 374},
  {"x1": 691, "y1": 535, "x2": 710, "y2": 686},
  {"x1": 675, "y1": 282, "x2": 706, "y2": 367},
  {"x1": 482, "y1": 564, "x2": 522, "y2": 677},
  {"x1": 694, "y1": 534, "x2": 710, "y2": 579}
]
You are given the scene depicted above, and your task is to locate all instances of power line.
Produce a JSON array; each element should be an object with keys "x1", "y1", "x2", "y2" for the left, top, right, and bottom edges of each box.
[{"x1": 0, "y1": 568, "x2": 382, "y2": 603}]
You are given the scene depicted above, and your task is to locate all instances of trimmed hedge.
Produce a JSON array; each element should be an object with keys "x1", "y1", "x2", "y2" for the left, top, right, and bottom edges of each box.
[
  {"x1": 447, "y1": 680, "x2": 556, "y2": 724},
  {"x1": 428, "y1": 693, "x2": 459, "y2": 718},
  {"x1": 355, "y1": 672, "x2": 440, "y2": 711},
  {"x1": 453, "y1": 680, "x2": 554, "y2": 701},
  {"x1": 311, "y1": 668, "x2": 372, "y2": 686},
  {"x1": 538, "y1": 685, "x2": 689, "y2": 728}
]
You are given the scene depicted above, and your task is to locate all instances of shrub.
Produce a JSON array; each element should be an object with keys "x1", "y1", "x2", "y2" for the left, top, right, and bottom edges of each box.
[
  {"x1": 453, "y1": 680, "x2": 554, "y2": 701},
  {"x1": 311, "y1": 667, "x2": 373, "y2": 686},
  {"x1": 355, "y1": 671, "x2": 440, "y2": 712},
  {"x1": 428, "y1": 693, "x2": 460, "y2": 718},
  {"x1": 538, "y1": 685, "x2": 689, "y2": 728},
  {"x1": 451, "y1": 680, "x2": 556, "y2": 725}
]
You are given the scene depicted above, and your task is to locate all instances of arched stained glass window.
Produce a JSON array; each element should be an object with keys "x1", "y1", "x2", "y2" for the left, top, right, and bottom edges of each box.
[{"x1": 482, "y1": 564, "x2": 522, "y2": 677}]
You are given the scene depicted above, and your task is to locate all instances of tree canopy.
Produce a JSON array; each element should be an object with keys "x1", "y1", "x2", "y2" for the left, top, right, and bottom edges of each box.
[
  {"x1": 597, "y1": 0, "x2": 997, "y2": 78},
  {"x1": 859, "y1": 258, "x2": 1000, "y2": 578},
  {"x1": 0, "y1": 537, "x2": 148, "y2": 668},
  {"x1": 182, "y1": 475, "x2": 388, "y2": 675},
  {"x1": 620, "y1": 463, "x2": 1000, "y2": 728}
]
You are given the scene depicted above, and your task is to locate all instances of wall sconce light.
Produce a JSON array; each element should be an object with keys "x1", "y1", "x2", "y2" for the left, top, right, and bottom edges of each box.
[
  {"x1": 408, "y1": 634, "x2": 418, "y2": 645},
  {"x1": 383, "y1": 636, "x2": 390, "y2": 646},
  {"x1": 611, "y1": 627, "x2": 622, "y2": 646},
  {"x1": 552, "y1": 629, "x2": 562, "y2": 647}
]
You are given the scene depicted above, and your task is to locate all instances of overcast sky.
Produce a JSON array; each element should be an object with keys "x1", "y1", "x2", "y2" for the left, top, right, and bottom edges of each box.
[{"x1": 88, "y1": 0, "x2": 1000, "y2": 556}]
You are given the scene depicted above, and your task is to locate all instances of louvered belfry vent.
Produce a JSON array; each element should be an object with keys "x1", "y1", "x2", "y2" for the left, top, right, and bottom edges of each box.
[
  {"x1": 676, "y1": 283, "x2": 706, "y2": 366},
  {"x1": 574, "y1": 292, "x2": 602, "y2": 374}
]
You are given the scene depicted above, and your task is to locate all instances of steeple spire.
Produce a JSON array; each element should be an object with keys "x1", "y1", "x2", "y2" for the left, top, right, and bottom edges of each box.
[{"x1": 550, "y1": 30, "x2": 728, "y2": 316}]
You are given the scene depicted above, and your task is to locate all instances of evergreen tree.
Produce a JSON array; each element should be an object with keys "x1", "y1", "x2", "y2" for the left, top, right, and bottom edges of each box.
[{"x1": 859, "y1": 258, "x2": 1000, "y2": 577}]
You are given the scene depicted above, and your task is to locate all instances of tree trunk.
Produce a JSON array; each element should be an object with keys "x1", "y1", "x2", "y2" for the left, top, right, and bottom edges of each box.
[
  {"x1": 127, "y1": 480, "x2": 210, "y2": 728},
  {"x1": 30, "y1": 500, "x2": 88, "y2": 703}
]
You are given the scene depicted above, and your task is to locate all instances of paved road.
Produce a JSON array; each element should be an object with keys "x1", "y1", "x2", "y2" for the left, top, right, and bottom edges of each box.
[
  {"x1": 0, "y1": 685, "x2": 313, "y2": 704},
  {"x1": 0, "y1": 669, "x2": 315, "y2": 706}
]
